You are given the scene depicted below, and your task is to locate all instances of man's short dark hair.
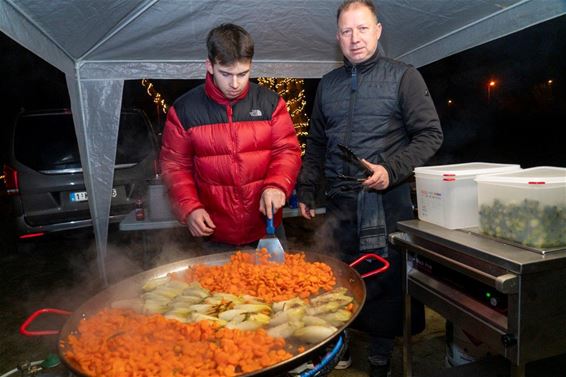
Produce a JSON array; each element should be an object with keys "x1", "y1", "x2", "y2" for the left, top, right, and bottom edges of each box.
[
  {"x1": 336, "y1": 0, "x2": 378, "y2": 23},
  {"x1": 206, "y1": 23, "x2": 254, "y2": 66}
]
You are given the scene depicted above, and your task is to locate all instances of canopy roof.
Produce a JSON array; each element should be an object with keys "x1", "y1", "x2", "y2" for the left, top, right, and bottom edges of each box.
[
  {"x1": 4, "y1": 0, "x2": 565, "y2": 79},
  {"x1": 1, "y1": 0, "x2": 564, "y2": 284}
]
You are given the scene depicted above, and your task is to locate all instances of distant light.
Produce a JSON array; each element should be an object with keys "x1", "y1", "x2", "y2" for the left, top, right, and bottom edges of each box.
[
  {"x1": 547, "y1": 79, "x2": 553, "y2": 86},
  {"x1": 447, "y1": 99, "x2": 453, "y2": 105},
  {"x1": 487, "y1": 80, "x2": 497, "y2": 101}
]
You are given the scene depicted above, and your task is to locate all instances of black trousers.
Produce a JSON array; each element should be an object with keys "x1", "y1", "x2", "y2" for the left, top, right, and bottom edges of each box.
[{"x1": 314, "y1": 185, "x2": 424, "y2": 338}]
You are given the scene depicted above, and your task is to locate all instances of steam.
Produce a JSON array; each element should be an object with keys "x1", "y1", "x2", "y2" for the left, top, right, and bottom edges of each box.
[{"x1": 285, "y1": 215, "x2": 343, "y2": 261}]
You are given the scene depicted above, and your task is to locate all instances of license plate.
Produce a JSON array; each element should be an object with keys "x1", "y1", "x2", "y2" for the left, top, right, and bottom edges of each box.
[{"x1": 70, "y1": 188, "x2": 118, "y2": 202}]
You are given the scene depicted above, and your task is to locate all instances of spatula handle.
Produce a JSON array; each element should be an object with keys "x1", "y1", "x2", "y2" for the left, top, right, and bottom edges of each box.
[
  {"x1": 266, "y1": 204, "x2": 276, "y2": 235},
  {"x1": 266, "y1": 217, "x2": 275, "y2": 235}
]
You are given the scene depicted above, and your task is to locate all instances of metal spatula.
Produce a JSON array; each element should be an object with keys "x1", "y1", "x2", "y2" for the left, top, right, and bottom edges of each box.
[{"x1": 257, "y1": 216, "x2": 285, "y2": 263}]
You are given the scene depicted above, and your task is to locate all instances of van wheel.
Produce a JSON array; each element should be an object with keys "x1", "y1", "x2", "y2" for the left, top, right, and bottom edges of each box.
[
  {"x1": 16, "y1": 241, "x2": 36, "y2": 253},
  {"x1": 0, "y1": 234, "x2": 18, "y2": 254}
]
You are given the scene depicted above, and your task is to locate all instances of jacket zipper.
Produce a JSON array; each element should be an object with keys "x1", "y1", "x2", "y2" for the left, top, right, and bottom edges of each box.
[
  {"x1": 227, "y1": 103, "x2": 243, "y2": 226},
  {"x1": 343, "y1": 65, "x2": 357, "y2": 176}
]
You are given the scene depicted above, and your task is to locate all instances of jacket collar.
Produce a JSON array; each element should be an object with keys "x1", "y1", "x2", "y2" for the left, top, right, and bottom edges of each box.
[
  {"x1": 344, "y1": 48, "x2": 381, "y2": 74},
  {"x1": 204, "y1": 72, "x2": 250, "y2": 106}
]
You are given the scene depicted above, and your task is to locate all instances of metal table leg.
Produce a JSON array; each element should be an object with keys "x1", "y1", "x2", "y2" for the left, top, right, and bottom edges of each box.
[
  {"x1": 402, "y1": 249, "x2": 413, "y2": 377},
  {"x1": 140, "y1": 230, "x2": 163, "y2": 270},
  {"x1": 511, "y1": 363, "x2": 526, "y2": 377},
  {"x1": 141, "y1": 231, "x2": 151, "y2": 269}
]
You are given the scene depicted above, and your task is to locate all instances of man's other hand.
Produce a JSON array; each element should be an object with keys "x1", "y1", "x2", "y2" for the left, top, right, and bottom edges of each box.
[
  {"x1": 186, "y1": 208, "x2": 216, "y2": 237},
  {"x1": 361, "y1": 159, "x2": 390, "y2": 190},
  {"x1": 260, "y1": 188, "x2": 286, "y2": 219}
]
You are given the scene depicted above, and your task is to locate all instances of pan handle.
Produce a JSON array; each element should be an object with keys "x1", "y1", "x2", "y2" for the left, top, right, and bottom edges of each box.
[
  {"x1": 20, "y1": 308, "x2": 72, "y2": 336},
  {"x1": 349, "y1": 253, "x2": 390, "y2": 279}
]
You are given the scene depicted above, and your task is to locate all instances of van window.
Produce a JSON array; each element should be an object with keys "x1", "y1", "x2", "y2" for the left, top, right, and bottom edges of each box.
[{"x1": 14, "y1": 110, "x2": 154, "y2": 171}]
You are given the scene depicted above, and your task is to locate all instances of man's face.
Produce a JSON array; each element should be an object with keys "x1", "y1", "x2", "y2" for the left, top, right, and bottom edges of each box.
[
  {"x1": 337, "y1": 4, "x2": 382, "y2": 64},
  {"x1": 206, "y1": 59, "x2": 251, "y2": 100}
]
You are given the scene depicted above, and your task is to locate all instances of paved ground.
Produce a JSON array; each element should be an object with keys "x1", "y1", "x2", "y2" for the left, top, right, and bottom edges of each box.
[{"x1": 2, "y1": 215, "x2": 563, "y2": 376}]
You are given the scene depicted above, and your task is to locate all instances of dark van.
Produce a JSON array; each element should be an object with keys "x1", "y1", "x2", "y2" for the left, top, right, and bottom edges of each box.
[{"x1": 1, "y1": 108, "x2": 158, "y2": 239}]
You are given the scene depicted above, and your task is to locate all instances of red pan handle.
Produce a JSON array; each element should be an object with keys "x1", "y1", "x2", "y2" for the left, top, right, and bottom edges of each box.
[
  {"x1": 349, "y1": 253, "x2": 390, "y2": 279},
  {"x1": 20, "y1": 308, "x2": 72, "y2": 336}
]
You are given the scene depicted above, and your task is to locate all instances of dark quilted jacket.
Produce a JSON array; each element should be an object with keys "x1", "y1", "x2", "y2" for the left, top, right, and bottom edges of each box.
[{"x1": 298, "y1": 50, "x2": 443, "y2": 207}]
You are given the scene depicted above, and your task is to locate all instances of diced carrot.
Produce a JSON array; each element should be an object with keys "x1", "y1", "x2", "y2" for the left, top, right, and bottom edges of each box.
[
  {"x1": 185, "y1": 250, "x2": 336, "y2": 303},
  {"x1": 65, "y1": 308, "x2": 292, "y2": 377}
]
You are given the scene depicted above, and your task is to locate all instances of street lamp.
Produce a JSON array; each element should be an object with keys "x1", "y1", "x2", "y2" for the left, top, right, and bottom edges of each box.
[{"x1": 487, "y1": 80, "x2": 496, "y2": 101}]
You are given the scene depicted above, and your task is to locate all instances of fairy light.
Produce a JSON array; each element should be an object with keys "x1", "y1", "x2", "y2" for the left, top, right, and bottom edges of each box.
[
  {"x1": 141, "y1": 79, "x2": 168, "y2": 114},
  {"x1": 258, "y1": 77, "x2": 310, "y2": 155}
]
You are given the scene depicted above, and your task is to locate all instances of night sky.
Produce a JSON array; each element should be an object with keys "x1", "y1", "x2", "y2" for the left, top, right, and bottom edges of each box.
[
  {"x1": 1, "y1": 15, "x2": 565, "y2": 168},
  {"x1": 420, "y1": 15, "x2": 566, "y2": 168}
]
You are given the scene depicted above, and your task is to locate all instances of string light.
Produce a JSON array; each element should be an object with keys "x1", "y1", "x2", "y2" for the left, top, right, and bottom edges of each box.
[
  {"x1": 258, "y1": 77, "x2": 310, "y2": 155},
  {"x1": 141, "y1": 79, "x2": 168, "y2": 114}
]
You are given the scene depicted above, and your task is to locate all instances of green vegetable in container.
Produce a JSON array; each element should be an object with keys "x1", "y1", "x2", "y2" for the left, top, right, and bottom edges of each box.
[{"x1": 479, "y1": 199, "x2": 566, "y2": 248}]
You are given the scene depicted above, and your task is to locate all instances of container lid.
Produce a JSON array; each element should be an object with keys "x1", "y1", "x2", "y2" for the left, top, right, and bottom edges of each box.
[
  {"x1": 414, "y1": 162, "x2": 521, "y2": 178},
  {"x1": 475, "y1": 166, "x2": 566, "y2": 184}
]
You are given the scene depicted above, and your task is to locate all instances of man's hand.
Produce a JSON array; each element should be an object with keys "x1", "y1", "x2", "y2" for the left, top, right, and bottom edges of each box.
[
  {"x1": 260, "y1": 188, "x2": 286, "y2": 219},
  {"x1": 299, "y1": 202, "x2": 316, "y2": 220},
  {"x1": 361, "y1": 159, "x2": 390, "y2": 190},
  {"x1": 186, "y1": 208, "x2": 216, "y2": 237}
]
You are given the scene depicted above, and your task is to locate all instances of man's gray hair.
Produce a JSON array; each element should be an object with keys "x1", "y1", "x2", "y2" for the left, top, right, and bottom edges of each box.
[{"x1": 336, "y1": 0, "x2": 378, "y2": 23}]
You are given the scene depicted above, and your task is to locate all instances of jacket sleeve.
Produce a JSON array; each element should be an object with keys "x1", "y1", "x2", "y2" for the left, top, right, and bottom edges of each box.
[
  {"x1": 381, "y1": 66, "x2": 444, "y2": 186},
  {"x1": 262, "y1": 97, "x2": 302, "y2": 198},
  {"x1": 159, "y1": 106, "x2": 203, "y2": 223},
  {"x1": 296, "y1": 82, "x2": 327, "y2": 208}
]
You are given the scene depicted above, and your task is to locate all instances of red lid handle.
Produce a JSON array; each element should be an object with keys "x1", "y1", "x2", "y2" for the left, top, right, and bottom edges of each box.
[{"x1": 20, "y1": 308, "x2": 72, "y2": 336}]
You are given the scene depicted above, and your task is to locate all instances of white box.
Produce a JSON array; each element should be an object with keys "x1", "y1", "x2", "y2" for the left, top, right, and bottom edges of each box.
[
  {"x1": 415, "y1": 162, "x2": 521, "y2": 229},
  {"x1": 475, "y1": 166, "x2": 566, "y2": 248},
  {"x1": 147, "y1": 182, "x2": 175, "y2": 221}
]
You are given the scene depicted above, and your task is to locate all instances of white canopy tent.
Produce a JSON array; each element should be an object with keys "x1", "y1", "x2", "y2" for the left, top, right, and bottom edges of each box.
[{"x1": 1, "y1": 0, "x2": 564, "y2": 285}]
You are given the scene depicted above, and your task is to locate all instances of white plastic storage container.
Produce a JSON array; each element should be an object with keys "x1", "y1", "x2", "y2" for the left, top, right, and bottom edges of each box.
[
  {"x1": 414, "y1": 163, "x2": 521, "y2": 229},
  {"x1": 147, "y1": 181, "x2": 175, "y2": 221},
  {"x1": 475, "y1": 166, "x2": 566, "y2": 249}
]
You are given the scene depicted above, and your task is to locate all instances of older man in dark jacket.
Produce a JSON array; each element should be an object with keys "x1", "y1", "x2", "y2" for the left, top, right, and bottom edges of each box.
[{"x1": 297, "y1": 1, "x2": 443, "y2": 375}]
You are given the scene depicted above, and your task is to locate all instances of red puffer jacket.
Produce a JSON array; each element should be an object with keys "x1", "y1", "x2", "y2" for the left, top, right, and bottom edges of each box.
[{"x1": 160, "y1": 74, "x2": 302, "y2": 245}]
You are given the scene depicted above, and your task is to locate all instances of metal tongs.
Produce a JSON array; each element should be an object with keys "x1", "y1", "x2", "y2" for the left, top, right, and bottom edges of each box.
[{"x1": 337, "y1": 144, "x2": 373, "y2": 182}]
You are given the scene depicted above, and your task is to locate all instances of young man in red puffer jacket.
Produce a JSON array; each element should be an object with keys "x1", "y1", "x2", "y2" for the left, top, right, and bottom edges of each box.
[{"x1": 160, "y1": 23, "x2": 301, "y2": 248}]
